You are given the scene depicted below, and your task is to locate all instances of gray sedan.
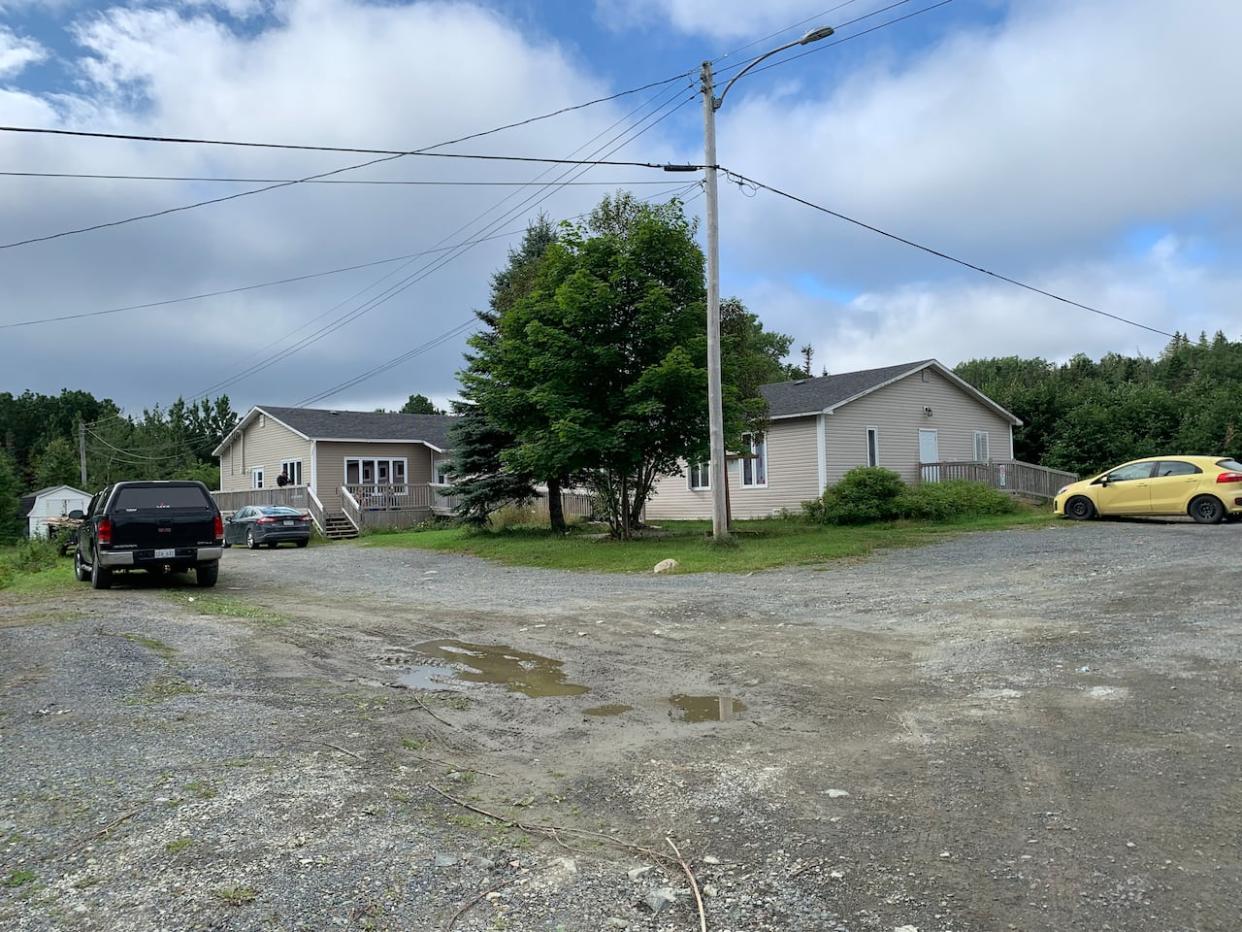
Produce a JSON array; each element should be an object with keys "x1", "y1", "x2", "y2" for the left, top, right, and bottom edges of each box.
[{"x1": 224, "y1": 506, "x2": 311, "y2": 549}]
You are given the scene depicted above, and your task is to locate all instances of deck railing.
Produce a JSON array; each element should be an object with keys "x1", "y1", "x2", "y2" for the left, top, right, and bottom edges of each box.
[
  {"x1": 212, "y1": 485, "x2": 308, "y2": 513},
  {"x1": 306, "y1": 487, "x2": 327, "y2": 535},
  {"x1": 917, "y1": 460, "x2": 1077, "y2": 501},
  {"x1": 340, "y1": 486, "x2": 362, "y2": 532}
]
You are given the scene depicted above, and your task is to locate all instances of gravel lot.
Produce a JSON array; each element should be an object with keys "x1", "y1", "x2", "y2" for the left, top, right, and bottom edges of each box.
[{"x1": 2, "y1": 520, "x2": 1240, "y2": 931}]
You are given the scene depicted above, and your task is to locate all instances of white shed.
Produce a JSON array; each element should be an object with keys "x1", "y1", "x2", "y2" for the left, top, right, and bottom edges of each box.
[{"x1": 21, "y1": 485, "x2": 92, "y2": 539}]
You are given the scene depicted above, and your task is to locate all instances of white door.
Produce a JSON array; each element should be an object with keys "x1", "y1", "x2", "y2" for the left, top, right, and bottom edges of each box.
[{"x1": 919, "y1": 429, "x2": 940, "y2": 482}]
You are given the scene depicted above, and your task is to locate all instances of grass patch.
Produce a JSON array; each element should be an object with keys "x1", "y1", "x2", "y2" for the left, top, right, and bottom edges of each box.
[
  {"x1": 124, "y1": 675, "x2": 196, "y2": 705},
  {"x1": 165, "y1": 837, "x2": 193, "y2": 854},
  {"x1": 401, "y1": 737, "x2": 429, "y2": 751},
  {"x1": 119, "y1": 633, "x2": 176, "y2": 660},
  {"x1": 171, "y1": 593, "x2": 286, "y2": 626},
  {"x1": 4, "y1": 869, "x2": 35, "y2": 888},
  {"x1": 214, "y1": 885, "x2": 258, "y2": 906},
  {"x1": 185, "y1": 780, "x2": 217, "y2": 799},
  {"x1": 0, "y1": 545, "x2": 75, "y2": 597},
  {"x1": 364, "y1": 509, "x2": 1057, "y2": 574}
]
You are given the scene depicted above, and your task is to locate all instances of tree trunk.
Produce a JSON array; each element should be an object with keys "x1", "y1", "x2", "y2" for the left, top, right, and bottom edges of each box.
[{"x1": 546, "y1": 476, "x2": 566, "y2": 533}]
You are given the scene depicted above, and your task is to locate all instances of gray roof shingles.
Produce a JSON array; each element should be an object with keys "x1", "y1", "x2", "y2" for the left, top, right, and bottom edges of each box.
[
  {"x1": 760, "y1": 360, "x2": 933, "y2": 418},
  {"x1": 260, "y1": 406, "x2": 458, "y2": 450}
]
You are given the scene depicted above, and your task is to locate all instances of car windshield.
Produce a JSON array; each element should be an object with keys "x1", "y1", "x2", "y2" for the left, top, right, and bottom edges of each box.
[
  {"x1": 259, "y1": 507, "x2": 301, "y2": 516},
  {"x1": 1217, "y1": 459, "x2": 1242, "y2": 472},
  {"x1": 113, "y1": 486, "x2": 210, "y2": 510}
]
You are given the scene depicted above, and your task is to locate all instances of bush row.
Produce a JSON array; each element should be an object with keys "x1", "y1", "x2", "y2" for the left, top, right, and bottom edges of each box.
[{"x1": 803, "y1": 467, "x2": 1018, "y2": 525}]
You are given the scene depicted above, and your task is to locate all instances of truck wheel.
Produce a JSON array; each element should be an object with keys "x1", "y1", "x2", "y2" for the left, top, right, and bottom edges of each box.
[
  {"x1": 90, "y1": 552, "x2": 112, "y2": 590},
  {"x1": 195, "y1": 562, "x2": 219, "y2": 588},
  {"x1": 74, "y1": 550, "x2": 89, "y2": 582}
]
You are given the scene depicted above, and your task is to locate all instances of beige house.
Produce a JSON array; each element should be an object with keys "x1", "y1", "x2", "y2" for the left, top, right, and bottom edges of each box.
[
  {"x1": 213, "y1": 406, "x2": 457, "y2": 537},
  {"x1": 645, "y1": 359, "x2": 1023, "y2": 520}
]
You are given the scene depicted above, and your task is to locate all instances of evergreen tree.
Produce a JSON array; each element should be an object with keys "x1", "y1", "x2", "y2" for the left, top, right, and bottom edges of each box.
[
  {"x1": 0, "y1": 451, "x2": 22, "y2": 544},
  {"x1": 32, "y1": 437, "x2": 81, "y2": 489}
]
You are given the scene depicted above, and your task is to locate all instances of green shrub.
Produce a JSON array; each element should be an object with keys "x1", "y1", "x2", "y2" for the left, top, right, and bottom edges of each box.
[
  {"x1": 805, "y1": 467, "x2": 905, "y2": 525},
  {"x1": 895, "y1": 480, "x2": 1018, "y2": 521},
  {"x1": 4, "y1": 538, "x2": 61, "y2": 574}
]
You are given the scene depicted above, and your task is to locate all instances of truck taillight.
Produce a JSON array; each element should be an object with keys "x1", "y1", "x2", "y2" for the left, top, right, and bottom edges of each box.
[
  {"x1": 213, "y1": 514, "x2": 224, "y2": 539},
  {"x1": 1216, "y1": 471, "x2": 1242, "y2": 484},
  {"x1": 98, "y1": 517, "x2": 112, "y2": 545}
]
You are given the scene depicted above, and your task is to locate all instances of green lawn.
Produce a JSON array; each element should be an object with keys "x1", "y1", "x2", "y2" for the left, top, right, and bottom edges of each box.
[
  {"x1": 0, "y1": 542, "x2": 76, "y2": 596},
  {"x1": 364, "y1": 510, "x2": 1058, "y2": 573}
]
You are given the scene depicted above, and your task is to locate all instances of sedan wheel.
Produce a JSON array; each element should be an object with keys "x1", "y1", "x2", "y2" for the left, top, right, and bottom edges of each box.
[
  {"x1": 1189, "y1": 495, "x2": 1225, "y2": 525},
  {"x1": 1065, "y1": 496, "x2": 1095, "y2": 520},
  {"x1": 247, "y1": 530, "x2": 258, "y2": 550}
]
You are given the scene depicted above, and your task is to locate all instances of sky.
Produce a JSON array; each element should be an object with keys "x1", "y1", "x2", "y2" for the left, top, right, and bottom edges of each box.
[{"x1": 1, "y1": 0, "x2": 1240, "y2": 415}]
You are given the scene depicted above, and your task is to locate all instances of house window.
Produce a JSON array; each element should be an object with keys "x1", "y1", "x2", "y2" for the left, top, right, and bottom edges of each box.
[
  {"x1": 973, "y1": 431, "x2": 990, "y2": 462},
  {"x1": 741, "y1": 433, "x2": 767, "y2": 487},
  {"x1": 866, "y1": 428, "x2": 879, "y2": 467},
  {"x1": 688, "y1": 462, "x2": 710, "y2": 491},
  {"x1": 344, "y1": 457, "x2": 408, "y2": 493},
  {"x1": 251, "y1": 467, "x2": 265, "y2": 490},
  {"x1": 258, "y1": 414, "x2": 265, "y2": 428},
  {"x1": 280, "y1": 459, "x2": 303, "y2": 486}
]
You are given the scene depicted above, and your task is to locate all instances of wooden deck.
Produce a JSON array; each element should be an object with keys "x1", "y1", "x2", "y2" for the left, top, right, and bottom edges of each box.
[{"x1": 917, "y1": 460, "x2": 1077, "y2": 501}]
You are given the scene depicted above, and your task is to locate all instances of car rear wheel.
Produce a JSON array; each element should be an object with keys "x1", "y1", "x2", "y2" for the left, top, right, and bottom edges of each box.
[
  {"x1": 90, "y1": 551, "x2": 112, "y2": 590},
  {"x1": 1189, "y1": 495, "x2": 1225, "y2": 525},
  {"x1": 246, "y1": 530, "x2": 258, "y2": 550},
  {"x1": 196, "y1": 562, "x2": 219, "y2": 587},
  {"x1": 1065, "y1": 496, "x2": 1095, "y2": 520},
  {"x1": 296, "y1": 539, "x2": 308, "y2": 548},
  {"x1": 74, "y1": 550, "x2": 89, "y2": 582}
]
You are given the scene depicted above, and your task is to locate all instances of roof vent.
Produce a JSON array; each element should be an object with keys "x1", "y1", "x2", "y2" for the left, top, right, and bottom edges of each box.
[
  {"x1": 793, "y1": 379, "x2": 807, "y2": 385},
  {"x1": 330, "y1": 410, "x2": 340, "y2": 415}
]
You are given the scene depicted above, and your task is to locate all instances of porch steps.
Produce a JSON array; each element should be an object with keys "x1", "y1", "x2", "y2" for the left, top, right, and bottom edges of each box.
[{"x1": 322, "y1": 513, "x2": 359, "y2": 541}]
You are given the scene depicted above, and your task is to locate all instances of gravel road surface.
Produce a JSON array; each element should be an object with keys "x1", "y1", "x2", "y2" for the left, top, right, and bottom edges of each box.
[{"x1": 2, "y1": 520, "x2": 1239, "y2": 931}]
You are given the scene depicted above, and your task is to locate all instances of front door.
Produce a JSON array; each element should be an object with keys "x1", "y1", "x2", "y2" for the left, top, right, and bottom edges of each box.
[
  {"x1": 919, "y1": 429, "x2": 940, "y2": 481},
  {"x1": 1095, "y1": 461, "x2": 1155, "y2": 515}
]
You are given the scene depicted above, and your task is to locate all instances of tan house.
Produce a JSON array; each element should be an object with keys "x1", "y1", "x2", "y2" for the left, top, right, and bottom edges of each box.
[
  {"x1": 213, "y1": 406, "x2": 458, "y2": 537},
  {"x1": 645, "y1": 359, "x2": 1024, "y2": 520}
]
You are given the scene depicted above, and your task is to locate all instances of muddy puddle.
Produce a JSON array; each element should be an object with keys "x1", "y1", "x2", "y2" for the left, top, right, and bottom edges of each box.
[
  {"x1": 669, "y1": 694, "x2": 747, "y2": 722},
  {"x1": 399, "y1": 639, "x2": 589, "y2": 698},
  {"x1": 584, "y1": 704, "x2": 632, "y2": 717}
]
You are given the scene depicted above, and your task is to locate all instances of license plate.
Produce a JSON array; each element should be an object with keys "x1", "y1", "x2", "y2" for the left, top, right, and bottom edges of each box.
[
  {"x1": 154, "y1": 548, "x2": 176, "y2": 559},
  {"x1": 283, "y1": 520, "x2": 294, "y2": 526}
]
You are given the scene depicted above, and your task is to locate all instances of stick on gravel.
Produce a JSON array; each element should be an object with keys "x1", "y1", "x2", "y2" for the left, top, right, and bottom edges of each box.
[{"x1": 666, "y1": 836, "x2": 708, "y2": 932}]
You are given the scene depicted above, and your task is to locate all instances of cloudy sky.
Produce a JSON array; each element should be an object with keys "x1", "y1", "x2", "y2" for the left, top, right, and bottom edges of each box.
[{"x1": 2, "y1": 0, "x2": 1240, "y2": 415}]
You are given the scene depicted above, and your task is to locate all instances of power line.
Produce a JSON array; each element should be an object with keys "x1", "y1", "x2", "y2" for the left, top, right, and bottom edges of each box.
[
  {"x1": 710, "y1": 0, "x2": 870, "y2": 65},
  {"x1": 0, "y1": 150, "x2": 701, "y2": 252},
  {"x1": 244, "y1": 93, "x2": 699, "y2": 406},
  {"x1": 1, "y1": 186, "x2": 695, "y2": 331},
  {"x1": 717, "y1": 0, "x2": 955, "y2": 83},
  {"x1": 0, "y1": 170, "x2": 695, "y2": 186},
  {"x1": 188, "y1": 87, "x2": 696, "y2": 402},
  {"x1": 726, "y1": 169, "x2": 1176, "y2": 338}
]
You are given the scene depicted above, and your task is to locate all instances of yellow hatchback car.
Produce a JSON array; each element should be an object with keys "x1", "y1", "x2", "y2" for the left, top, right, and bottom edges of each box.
[{"x1": 1054, "y1": 456, "x2": 1242, "y2": 523}]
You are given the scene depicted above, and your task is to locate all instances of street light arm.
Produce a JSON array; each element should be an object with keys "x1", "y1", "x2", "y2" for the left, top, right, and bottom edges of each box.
[{"x1": 713, "y1": 26, "x2": 834, "y2": 109}]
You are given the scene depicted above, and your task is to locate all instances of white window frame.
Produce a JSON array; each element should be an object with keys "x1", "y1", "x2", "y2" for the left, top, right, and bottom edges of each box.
[
  {"x1": 866, "y1": 427, "x2": 880, "y2": 467},
  {"x1": 344, "y1": 456, "x2": 409, "y2": 494},
  {"x1": 280, "y1": 459, "x2": 303, "y2": 486},
  {"x1": 741, "y1": 432, "x2": 768, "y2": 488},
  {"x1": 973, "y1": 430, "x2": 990, "y2": 463},
  {"x1": 687, "y1": 462, "x2": 710, "y2": 491},
  {"x1": 251, "y1": 467, "x2": 265, "y2": 490},
  {"x1": 432, "y1": 456, "x2": 451, "y2": 486}
]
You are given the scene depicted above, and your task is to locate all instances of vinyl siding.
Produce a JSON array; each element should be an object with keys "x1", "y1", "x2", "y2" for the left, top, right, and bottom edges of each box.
[
  {"x1": 645, "y1": 416, "x2": 822, "y2": 520},
  {"x1": 315, "y1": 441, "x2": 435, "y2": 512},
  {"x1": 217, "y1": 414, "x2": 312, "y2": 494},
  {"x1": 825, "y1": 369, "x2": 1014, "y2": 484}
]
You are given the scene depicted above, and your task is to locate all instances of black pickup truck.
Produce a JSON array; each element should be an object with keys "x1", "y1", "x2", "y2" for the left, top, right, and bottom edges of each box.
[{"x1": 73, "y1": 481, "x2": 224, "y2": 589}]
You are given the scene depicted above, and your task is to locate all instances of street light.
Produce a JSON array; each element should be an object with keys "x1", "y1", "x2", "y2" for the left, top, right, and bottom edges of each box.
[{"x1": 700, "y1": 26, "x2": 835, "y2": 541}]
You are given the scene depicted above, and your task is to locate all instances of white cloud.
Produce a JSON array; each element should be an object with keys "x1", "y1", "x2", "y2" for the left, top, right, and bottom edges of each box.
[
  {"x1": 0, "y1": 26, "x2": 47, "y2": 78},
  {"x1": 596, "y1": 0, "x2": 832, "y2": 41},
  {"x1": 0, "y1": 0, "x2": 679, "y2": 412}
]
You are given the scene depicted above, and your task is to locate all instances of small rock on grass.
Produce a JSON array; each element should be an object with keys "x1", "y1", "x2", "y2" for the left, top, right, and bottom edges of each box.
[{"x1": 653, "y1": 559, "x2": 679, "y2": 575}]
